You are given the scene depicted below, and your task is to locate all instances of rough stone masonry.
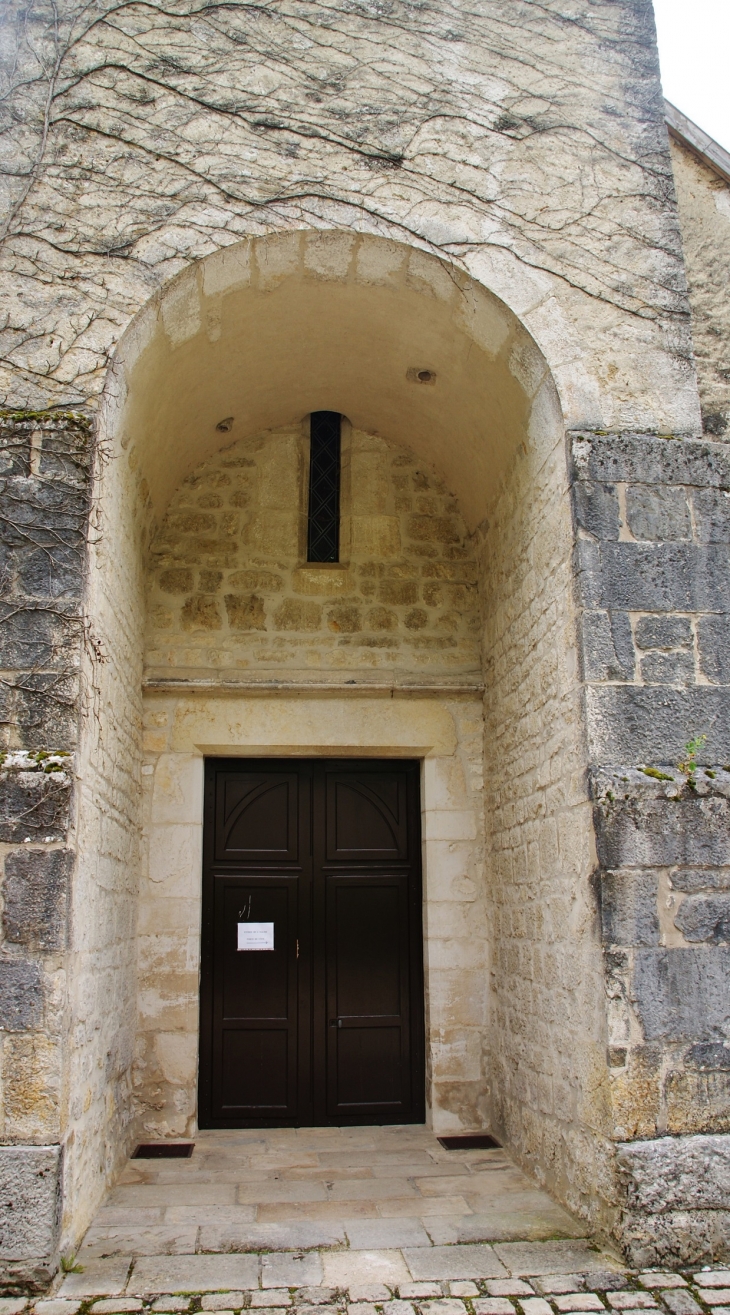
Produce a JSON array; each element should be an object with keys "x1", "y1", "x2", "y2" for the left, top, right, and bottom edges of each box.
[{"x1": 0, "y1": 0, "x2": 729, "y2": 1287}]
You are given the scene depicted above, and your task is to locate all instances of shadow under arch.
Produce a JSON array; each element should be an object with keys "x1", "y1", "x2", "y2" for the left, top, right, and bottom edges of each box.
[{"x1": 106, "y1": 230, "x2": 564, "y2": 532}]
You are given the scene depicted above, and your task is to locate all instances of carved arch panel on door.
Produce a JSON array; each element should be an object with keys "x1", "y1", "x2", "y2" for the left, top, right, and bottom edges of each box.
[
  {"x1": 325, "y1": 768, "x2": 409, "y2": 861},
  {"x1": 215, "y1": 771, "x2": 300, "y2": 863}
]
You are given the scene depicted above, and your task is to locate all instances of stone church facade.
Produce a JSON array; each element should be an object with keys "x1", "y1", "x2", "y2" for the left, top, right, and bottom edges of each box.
[{"x1": 1, "y1": 0, "x2": 729, "y2": 1288}]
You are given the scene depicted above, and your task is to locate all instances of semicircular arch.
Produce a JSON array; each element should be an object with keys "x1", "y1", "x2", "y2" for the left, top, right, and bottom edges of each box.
[{"x1": 104, "y1": 230, "x2": 564, "y2": 534}]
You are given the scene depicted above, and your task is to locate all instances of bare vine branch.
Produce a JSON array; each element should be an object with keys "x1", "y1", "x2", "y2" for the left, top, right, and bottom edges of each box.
[{"x1": 0, "y1": 0, "x2": 690, "y2": 409}]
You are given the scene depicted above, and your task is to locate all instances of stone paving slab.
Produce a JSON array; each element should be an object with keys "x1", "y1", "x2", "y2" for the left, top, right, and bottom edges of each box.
[
  {"x1": 422, "y1": 1212, "x2": 585, "y2": 1247},
  {"x1": 403, "y1": 1246, "x2": 507, "y2": 1281},
  {"x1": 79, "y1": 1229, "x2": 200, "y2": 1261},
  {"x1": 320, "y1": 1255, "x2": 412, "y2": 1291},
  {"x1": 346, "y1": 1221, "x2": 433, "y2": 1251},
  {"x1": 126, "y1": 1258, "x2": 260, "y2": 1295},
  {"x1": 261, "y1": 1259, "x2": 324, "y2": 1291},
  {"x1": 74, "y1": 1127, "x2": 589, "y2": 1274},
  {"x1": 197, "y1": 1223, "x2": 346, "y2": 1252},
  {"x1": 491, "y1": 1248, "x2": 624, "y2": 1278},
  {"x1": 59, "y1": 1263, "x2": 134, "y2": 1299}
]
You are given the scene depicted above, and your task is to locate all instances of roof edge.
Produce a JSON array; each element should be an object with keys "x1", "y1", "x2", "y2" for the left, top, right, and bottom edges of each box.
[{"x1": 665, "y1": 99, "x2": 730, "y2": 188}]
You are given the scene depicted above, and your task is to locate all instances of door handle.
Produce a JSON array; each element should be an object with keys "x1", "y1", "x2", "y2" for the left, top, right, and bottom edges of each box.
[{"x1": 329, "y1": 1018, "x2": 342, "y2": 1028}]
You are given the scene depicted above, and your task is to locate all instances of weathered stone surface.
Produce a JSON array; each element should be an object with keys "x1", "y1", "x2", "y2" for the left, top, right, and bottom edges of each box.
[
  {"x1": 146, "y1": 426, "x2": 480, "y2": 679},
  {"x1": 625, "y1": 487, "x2": 692, "y2": 542},
  {"x1": 0, "y1": 0, "x2": 726, "y2": 1278},
  {"x1": 571, "y1": 435, "x2": 730, "y2": 490},
  {"x1": 180, "y1": 596, "x2": 222, "y2": 632},
  {"x1": 631, "y1": 948, "x2": 730, "y2": 1041},
  {"x1": 572, "y1": 483, "x2": 620, "y2": 540},
  {"x1": 127, "y1": 1254, "x2": 259, "y2": 1294},
  {"x1": 0, "y1": 1145, "x2": 61, "y2": 1266},
  {"x1": 595, "y1": 789, "x2": 730, "y2": 869},
  {"x1": 698, "y1": 616, "x2": 730, "y2": 684},
  {"x1": 656, "y1": 1286, "x2": 700, "y2": 1312},
  {"x1": 620, "y1": 1206, "x2": 730, "y2": 1267},
  {"x1": 599, "y1": 872, "x2": 659, "y2": 947},
  {"x1": 587, "y1": 687, "x2": 730, "y2": 763},
  {"x1": 573, "y1": 540, "x2": 603, "y2": 609},
  {"x1": 580, "y1": 613, "x2": 634, "y2": 682},
  {"x1": 3, "y1": 849, "x2": 73, "y2": 951},
  {"x1": 634, "y1": 616, "x2": 693, "y2": 651},
  {"x1": 674, "y1": 894, "x2": 730, "y2": 943},
  {"x1": 686, "y1": 1042, "x2": 730, "y2": 1070},
  {"x1": 671, "y1": 868, "x2": 730, "y2": 892},
  {"x1": 617, "y1": 1133, "x2": 730, "y2": 1212},
  {"x1": 0, "y1": 771, "x2": 71, "y2": 843},
  {"x1": 597, "y1": 545, "x2": 730, "y2": 613},
  {"x1": 639, "y1": 652, "x2": 695, "y2": 685},
  {"x1": 0, "y1": 959, "x2": 43, "y2": 1031},
  {"x1": 0, "y1": 606, "x2": 79, "y2": 669},
  {"x1": 693, "y1": 489, "x2": 730, "y2": 544},
  {"x1": 224, "y1": 594, "x2": 265, "y2": 631}
]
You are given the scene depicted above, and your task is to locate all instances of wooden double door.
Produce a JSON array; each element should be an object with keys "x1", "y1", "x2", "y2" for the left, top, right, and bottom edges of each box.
[{"x1": 199, "y1": 758, "x2": 425, "y2": 1127}]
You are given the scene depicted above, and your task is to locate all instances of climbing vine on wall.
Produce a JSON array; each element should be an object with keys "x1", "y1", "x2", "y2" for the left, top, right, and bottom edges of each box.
[{"x1": 0, "y1": 0, "x2": 690, "y2": 408}]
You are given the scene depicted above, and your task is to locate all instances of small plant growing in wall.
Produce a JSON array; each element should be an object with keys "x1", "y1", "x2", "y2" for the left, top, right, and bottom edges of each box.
[{"x1": 678, "y1": 734, "x2": 707, "y2": 789}]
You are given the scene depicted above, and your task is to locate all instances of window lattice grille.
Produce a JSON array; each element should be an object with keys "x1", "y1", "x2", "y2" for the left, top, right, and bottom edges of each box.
[{"x1": 307, "y1": 411, "x2": 341, "y2": 562}]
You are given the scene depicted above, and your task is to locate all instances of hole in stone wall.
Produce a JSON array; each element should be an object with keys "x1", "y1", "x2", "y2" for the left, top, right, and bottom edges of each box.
[{"x1": 132, "y1": 1142, "x2": 195, "y2": 1158}]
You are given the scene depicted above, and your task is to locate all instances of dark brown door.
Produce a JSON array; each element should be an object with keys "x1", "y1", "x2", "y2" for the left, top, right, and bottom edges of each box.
[{"x1": 199, "y1": 758, "x2": 424, "y2": 1127}]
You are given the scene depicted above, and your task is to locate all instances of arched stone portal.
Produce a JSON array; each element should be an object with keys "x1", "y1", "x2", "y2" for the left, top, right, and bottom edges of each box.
[{"x1": 63, "y1": 232, "x2": 607, "y2": 1255}]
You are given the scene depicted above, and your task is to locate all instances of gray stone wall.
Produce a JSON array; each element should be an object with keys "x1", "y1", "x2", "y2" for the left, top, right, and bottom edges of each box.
[
  {"x1": 571, "y1": 430, "x2": 730, "y2": 1263},
  {"x1": 0, "y1": 413, "x2": 92, "y2": 1289},
  {"x1": 574, "y1": 432, "x2": 730, "y2": 763}
]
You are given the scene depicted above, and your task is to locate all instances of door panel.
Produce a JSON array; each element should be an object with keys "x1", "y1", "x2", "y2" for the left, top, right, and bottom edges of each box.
[
  {"x1": 324, "y1": 875, "x2": 411, "y2": 1118},
  {"x1": 215, "y1": 771, "x2": 299, "y2": 862},
  {"x1": 326, "y1": 770, "x2": 408, "y2": 861},
  {"x1": 212, "y1": 876, "x2": 302, "y2": 1120},
  {"x1": 200, "y1": 758, "x2": 424, "y2": 1127}
]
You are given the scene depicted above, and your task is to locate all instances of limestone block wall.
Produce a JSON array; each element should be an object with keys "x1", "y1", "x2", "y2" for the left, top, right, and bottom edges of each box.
[
  {"x1": 0, "y1": 0, "x2": 701, "y2": 439},
  {"x1": 478, "y1": 392, "x2": 613, "y2": 1232},
  {"x1": 135, "y1": 694, "x2": 486, "y2": 1139},
  {"x1": 61, "y1": 399, "x2": 149, "y2": 1258},
  {"x1": 571, "y1": 431, "x2": 730, "y2": 1264},
  {"x1": 669, "y1": 137, "x2": 730, "y2": 439},
  {"x1": 0, "y1": 414, "x2": 91, "y2": 1288},
  {"x1": 146, "y1": 424, "x2": 480, "y2": 681}
]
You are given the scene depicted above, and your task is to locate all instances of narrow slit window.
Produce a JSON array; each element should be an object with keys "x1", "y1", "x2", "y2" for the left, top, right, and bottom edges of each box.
[{"x1": 307, "y1": 411, "x2": 341, "y2": 562}]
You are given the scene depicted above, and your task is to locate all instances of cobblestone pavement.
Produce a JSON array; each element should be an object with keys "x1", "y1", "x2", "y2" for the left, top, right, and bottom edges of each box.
[{"x1": 18, "y1": 1265, "x2": 730, "y2": 1315}]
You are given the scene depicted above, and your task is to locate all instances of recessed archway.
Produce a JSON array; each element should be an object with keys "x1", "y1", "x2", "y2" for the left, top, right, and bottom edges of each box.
[
  {"x1": 111, "y1": 230, "x2": 557, "y2": 533},
  {"x1": 67, "y1": 230, "x2": 607, "y2": 1254}
]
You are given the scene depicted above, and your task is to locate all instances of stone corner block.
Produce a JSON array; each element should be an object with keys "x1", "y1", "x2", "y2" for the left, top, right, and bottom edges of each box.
[
  {"x1": 616, "y1": 1132, "x2": 730, "y2": 1213},
  {"x1": 0, "y1": 1144, "x2": 62, "y2": 1281}
]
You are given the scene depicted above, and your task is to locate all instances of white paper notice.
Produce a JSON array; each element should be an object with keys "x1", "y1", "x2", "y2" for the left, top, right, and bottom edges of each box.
[{"x1": 237, "y1": 922, "x2": 275, "y2": 951}]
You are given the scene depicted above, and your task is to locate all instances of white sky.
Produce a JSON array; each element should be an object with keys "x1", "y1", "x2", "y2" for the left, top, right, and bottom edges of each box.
[{"x1": 653, "y1": 0, "x2": 730, "y2": 152}]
